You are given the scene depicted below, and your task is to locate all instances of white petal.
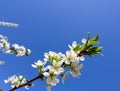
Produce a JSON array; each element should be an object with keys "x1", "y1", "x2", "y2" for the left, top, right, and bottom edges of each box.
[
  {"x1": 58, "y1": 68, "x2": 64, "y2": 73},
  {"x1": 52, "y1": 60, "x2": 57, "y2": 66},
  {"x1": 72, "y1": 41, "x2": 77, "y2": 47},
  {"x1": 31, "y1": 64, "x2": 37, "y2": 68},
  {"x1": 44, "y1": 53, "x2": 49, "y2": 58},
  {"x1": 47, "y1": 66, "x2": 54, "y2": 72},
  {"x1": 43, "y1": 72, "x2": 49, "y2": 77},
  {"x1": 68, "y1": 45, "x2": 72, "y2": 49},
  {"x1": 4, "y1": 80, "x2": 8, "y2": 83},
  {"x1": 82, "y1": 38, "x2": 87, "y2": 44},
  {"x1": 65, "y1": 60, "x2": 70, "y2": 64},
  {"x1": 80, "y1": 56, "x2": 85, "y2": 61}
]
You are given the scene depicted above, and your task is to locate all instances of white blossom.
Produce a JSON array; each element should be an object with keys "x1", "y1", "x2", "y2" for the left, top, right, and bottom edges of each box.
[
  {"x1": 70, "y1": 63, "x2": 83, "y2": 77},
  {"x1": 4, "y1": 75, "x2": 27, "y2": 88},
  {"x1": 46, "y1": 60, "x2": 64, "y2": 75},
  {"x1": 12, "y1": 44, "x2": 31, "y2": 56},
  {"x1": 0, "y1": 35, "x2": 31, "y2": 56},
  {"x1": 63, "y1": 50, "x2": 79, "y2": 64},
  {"x1": 46, "y1": 76, "x2": 59, "y2": 86},
  {"x1": 0, "y1": 36, "x2": 10, "y2": 50},
  {"x1": 43, "y1": 71, "x2": 59, "y2": 91},
  {"x1": 44, "y1": 51, "x2": 65, "y2": 61},
  {"x1": 31, "y1": 60, "x2": 46, "y2": 68}
]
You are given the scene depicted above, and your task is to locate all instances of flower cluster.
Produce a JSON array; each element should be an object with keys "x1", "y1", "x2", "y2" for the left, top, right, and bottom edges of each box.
[
  {"x1": 31, "y1": 40, "x2": 85, "y2": 91},
  {"x1": 4, "y1": 75, "x2": 27, "y2": 89},
  {"x1": 5, "y1": 33, "x2": 103, "y2": 91},
  {"x1": 0, "y1": 21, "x2": 19, "y2": 27},
  {"x1": 0, "y1": 34, "x2": 31, "y2": 56}
]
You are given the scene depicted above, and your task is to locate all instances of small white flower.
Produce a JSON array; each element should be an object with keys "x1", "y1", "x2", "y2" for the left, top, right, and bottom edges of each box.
[
  {"x1": 70, "y1": 63, "x2": 83, "y2": 78},
  {"x1": 46, "y1": 76, "x2": 59, "y2": 86},
  {"x1": 4, "y1": 74, "x2": 27, "y2": 88},
  {"x1": 12, "y1": 44, "x2": 30, "y2": 56},
  {"x1": 31, "y1": 60, "x2": 46, "y2": 68},
  {"x1": 68, "y1": 41, "x2": 77, "y2": 49},
  {"x1": 16, "y1": 46, "x2": 26, "y2": 56},
  {"x1": 44, "y1": 51, "x2": 65, "y2": 61},
  {"x1": 46, "y1": 60, "x2": 64, "y2": 75},
  {"x1": 0, "y1": 39, "x2": 10, "y2": 49},
  {"x1": 63, "y1": 50, "x2": 78, "y2": 64},
  {"x1": 43, "y1": 71, "x2": 59, "y2": 91}
]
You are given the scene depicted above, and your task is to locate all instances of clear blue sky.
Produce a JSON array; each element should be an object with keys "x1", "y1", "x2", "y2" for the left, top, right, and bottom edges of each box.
[{"x1": 0, "y1": 0, "x2": 120, "y2": 91}]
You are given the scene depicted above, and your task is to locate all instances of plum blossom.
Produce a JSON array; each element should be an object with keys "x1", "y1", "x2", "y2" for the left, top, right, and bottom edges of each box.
[
  {"x1": 70, "y1": 63, "x2": 83, "y2": 77},
  {"x1": 46, "y1": 60, "x2": 64, "y2": 75},
  {"x1": 0, "y1": 35, "x2": 10, "y2": 50},
  {"x1": 44, "y1": 51, "x2": 65, "y2": 62},
  {"x1": 31, "y1": 60, "x2": 46, "y2": 69},
  {"x1": 63, "y1": 50, "x2": 84, "y2": 64},
  {"x1": 4, "y1": 75, "x2": 27, "y2": 88},
  {"x1": 4, "y1": 33, "x2": 102, "y2": 91},
  {"x1": 0, "y1": 34, "x2": 31, "y2": 56},
  {"x1": 12, "y1": 44, "x2": 31, "y2": 56},
  {"x1": 43, "y1": 71, "x2": 59, "y2": 91}
]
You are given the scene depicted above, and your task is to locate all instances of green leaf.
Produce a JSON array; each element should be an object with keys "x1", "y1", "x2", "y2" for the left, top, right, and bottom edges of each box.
[
  {"x1": 91, "y1": 34, "x2": 99, "y2": 41},
  {"x1": 73, "y1": 45, "x2": 82, "y2": 52},
  {"x1": 86, "y1": 35, "x2": 99, "y2": 48},
  {"x1": 85, "y1": 46, "x2": 103, "y2": 56}
]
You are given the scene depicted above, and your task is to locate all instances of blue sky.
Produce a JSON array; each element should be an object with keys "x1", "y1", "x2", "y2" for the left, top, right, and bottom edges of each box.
[{"x1": 0, "y1": 0, "x2": 120, "y2": 91}]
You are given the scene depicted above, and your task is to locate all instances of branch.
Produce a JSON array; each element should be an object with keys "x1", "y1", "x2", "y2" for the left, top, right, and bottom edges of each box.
[
  {"x1": 9, "y1": 50, "x2": 86, "y2": 91},
  {"x1": 8, "y1": 33, "x2": 103, "y2": 91}
]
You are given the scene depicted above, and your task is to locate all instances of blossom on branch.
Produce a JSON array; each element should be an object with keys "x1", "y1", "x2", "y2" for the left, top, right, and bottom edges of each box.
[
  {"x1": 5, "y1": 33, "x2": 103, "y2": 91},
  {"x1": 4, "y1": 75, "x2": 27, "y2": 89},
  {"x1": 0, "y1": 34, "x2": 31, "y2": 56}
]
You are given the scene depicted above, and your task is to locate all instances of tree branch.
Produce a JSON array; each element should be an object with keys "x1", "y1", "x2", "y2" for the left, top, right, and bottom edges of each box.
[{"x1": 9, "y1": 49, "x2": 88, "y2": 91}]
